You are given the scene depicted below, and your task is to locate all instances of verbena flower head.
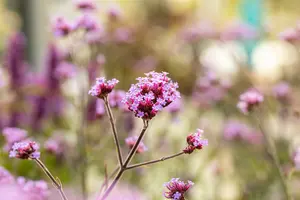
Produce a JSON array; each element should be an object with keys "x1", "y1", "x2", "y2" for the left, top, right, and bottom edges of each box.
[
  {"x1": 52, "y1": 17, "x2": 74, "y2": 37},
  {"x1": 164, "y1": 178, "x2": 194, "y2": 200},
  {"x1": 9, "y1": 141, "x2": 40, "y2": 159},
  {"x1": 123, "y1": 71, "x2": 180, "y2": 120},
  {"x1": 2, "y1": 127, "x2": 27, "y2": 151},
  {"x1": 88, "y1": 77, "x2": 119, "y2": 98},
  {"x1": 237, "y1": 88, "x2": 264, "y2": 114},
  {"x1": 0, "y1": 166, "x2": 14, "y2": 184},
  {"x1": 125, "y1": 136, "x2": 148, "y2": 153},
  {"x1": 74, "y1": 0, "x2": 96, "y2": 11},
  {"x1": 183, "y1": 129, "x2": 208, "y2": 154}
]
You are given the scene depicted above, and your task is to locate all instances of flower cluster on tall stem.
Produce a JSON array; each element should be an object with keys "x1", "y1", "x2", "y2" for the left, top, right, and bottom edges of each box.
[
  {"x1": 183, "y1": 129, "x2": 208, "y2": 154},
  {"x1": 164, "y1": 178, "x2": 194, "y2": 200}
]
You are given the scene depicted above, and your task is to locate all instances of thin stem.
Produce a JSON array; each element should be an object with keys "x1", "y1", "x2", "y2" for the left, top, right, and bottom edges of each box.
[
  {"x1": 103, "y1": 96, "x2": 123, "y2": 167},
  {"x1": 34, "y1": 158, "x2": 68, "y2": 200},
  {"x1": 100, "y1": 120, "x2": 149, "y2": 200},
  {"x1": 256, "y1": 118, "x2": 291, "y2": 200},
  {"x1": 97, "y1": 166, "x2": 119, "y2": 199},
  {"x1": 126, "y1": 152, "x2": 184, "y2": 170}
]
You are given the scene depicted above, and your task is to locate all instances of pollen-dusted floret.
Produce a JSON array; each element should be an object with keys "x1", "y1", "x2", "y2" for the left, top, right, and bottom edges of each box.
[
  {"x1": 237, "y1": 88, "x2": 264, "y2": 114},
  {"x1": 183, "y1": 129, "x2": 208, "y2": 154},
  {"x1": 163, "y1": 178, "x2": 194, "y2": 200},
  {"x1": 88, "y1": 77, "x2": 119, "y2": 99},
  {"x1": 9, "y1": 141, "x2": 40, "y2": 159},
  {"x1": 122, "y1": 71, "x2": 180, "y2": 120},
  {"x1": 125, "y1": 136, "x2": 148, "y2": 153}
]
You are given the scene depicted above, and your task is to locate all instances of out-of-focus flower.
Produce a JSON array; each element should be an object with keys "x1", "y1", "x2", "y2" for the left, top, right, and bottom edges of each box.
[
  {"x1": 31, "y1": 95, "x2": 48, "y2": 131},
  {"x1": 44, "y1": 135, "x2": 66, "y2": 156},
  {"x1": 183, "y1": 129, "x2": 208, "y2": 154},
  {"x1": 181, "y1": 21, "x2": 218, "y2": 42},
  {"x1": 52, "y1": 17, "x2": 74, "y2": 37},
  {"x1": 96, "y1": 99, "x2": 106, "y2": 118},
  {"x1": 2, "y1": 127, "x2": 27, "y2": 151},
  {"x1": 279, "y1": 28, "x2": 300, "y2": 42},
  {"x1": 88, "y1": 77, "x2": 119, "y2": 98},
  {"x1": 293, "y1": 147, "x2": 300, "y2": 170},
  {"x1": 0, "y1": 166, "x2": 14, "y2": 184},
  {"x1": 75, "y1": 14, "x2": 98, "y2": 32},
  {"x1": 0, "y1": 184, "x2": 31, "y2": 200},
  {"x1": 165, "y1": 98, "x2": 182, "y2": 114},
  {"x1": 107, "y1": 4, "x2": 123, "y2": 21},
  {"x1": 163, "y1": 178, "x2": 194, "y2": 200},
  {"x1": 4, "y1": 33, "x2": 27, "y2": 90},
  {"x1": 237, "y1": 88, "x2": 264, "y2": 114},
  {"x1": 17, "y1": 177, "x2": 49, "y2": 200},
  {"x1": 114, "y1": 27, "x2": 134, "y2": 44},
  {"x1": 108, "y1": 90, "x2": 126, "y2": 108},
  {"x1": 133, "y1": 56, "x2": 158, "y2": 71},
  {"x1": 74, "y1": 0, "x2": 96, "y2": 11},
  {"x1": 272, "y1": 81, "x2": 291, "y2": 104},
  {"x1": 55, "y1": 62, "x2": 76, "y2": 80},
  {"x1": 9, "y1": 141, "x2": 40, "y2": 159},
  {"x1": 223, "y1": 120, "x2": 262, "y2": 144},
  {"x1": 85, "y1": 28, "x2": 107, "y2": 44},
  {"x1": 221, "y1": 22, "x2": 259, "y2": 41},
  {"x1": 125, "y1": 136, "x2": 148, "y2": 153},
  {"x1": 123, "y1": 71, "x2": 180, "y2": 120}
]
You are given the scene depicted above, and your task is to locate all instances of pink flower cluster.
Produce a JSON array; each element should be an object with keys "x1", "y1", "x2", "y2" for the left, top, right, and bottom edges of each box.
[
  {"x1": 44, "y1": 135, "x2": 66, "y2": 156},
  {"x1": 183, "y1": 129, "x2": 208, "y2": 154},
  {"x1": 223, "y1": 121, "x2": 262, "y2": 144},
  {"x1": 125, "y1": 136, "x2": 148, "y2": 153},
  {"x1": 164, "y1": 178, "x2": 194, "y2": 200},
  {"x1": 2, "y1": 127, "x2": 27, "y2": 151},
  {"x1": 0, "y1": 166, "x2": 14, "y2": 184},
  {"x1": 89, "y1": 77, "x2": 119, "y2": 99},
  {"x1": 279, "y1": 23, "x2": 300, "y2": 42},
  {"x1": 123, "y1": 71, "x2": 180, "y2": 120},
  {"x1": 17, "y1": 177, "x2": 49, "y2": 200},
  {"x1": 74, "y1": 0, "x2": 97, "y2": 11},
  {"x1": 9, "y1": 141, "x2": 40, "y2": 159},
  {"x1": 237, "y1": 88, "x2": 264, "y2": 114}
]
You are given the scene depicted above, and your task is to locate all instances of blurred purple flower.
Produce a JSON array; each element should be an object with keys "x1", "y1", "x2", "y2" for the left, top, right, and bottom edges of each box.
[
  {"x1": 31, "y1": 95, "x2": 47, "y2": 131},
  {"x1": 0, "y1": 166, "x2": 14, "y2": 184},
  {"x1": 279, "y1": 28, "x2": 300, "y2": 42},
  {"x1": 165, "y1": 98, "x2": 182, "y2": 114},
  {"x1": 108, "y1": 90, "x2": 126, "y2": 108},
  {"x1": 75, "y1": 14, "x2": 98, "y2": 32},
  {"x1": 181, "y1": 21, "x2": 218, "y2": 42},
  {"x1": 44, "y1": 134, "x2": 66, "y2": 156},
  {"x1": 184, "y1": 129, "x2": 208, "y2": 154},
  {"x1": 2, "y1": 127, "x2": 27, "y2": 151},
  {"x1": 133, "y1": 56, "x2": 158, "y2": 71},
  {"x1": 164, "y1": 178, "x2": 194, "y2": 200},
  {"x1": 4, "y1": 33, "x2": 27, "y2": 90},
  {"x1": 221, "y1": 22, "x2": 259, "y2": 41},
  {"x1": 96, "y1": 99, "x2": 106, "y2": 118},
  {"x1": 114, "y1": 27, "x2": 134, "y2": 44},
  {"x1": 9, "y1": 141, "x2": 40, "y2": 159},
  {"x1": 55, "y1": 62, "x2": 76, "y2": 80},
  {"x1": 293, "y1": 147, "x2": 300, "y2": 170},
  {"x1": 125, "y1": 136, "x2": 148, "y2": 153},
  {"x1": 272, "y1": 81, "x2": 291, "y2": 104},
  {"x1": 107, "y1": 4, "x2": 123, "y2": 21},
  {"x1": 123, "y1": 71, "x2": 180, "y2": 120},
  {"x1": 52, "y1": 17, "x2": 74, "y2": 37},
  {"x1": 17, "y1": 177, "x2": 49, "y2": 200},
  {"x1": 86, "y1": 28, "x2": 107, "y2": 44},
  {"x1": 237, "y1": 88, "x2": 264, "y2": 114},
  {"x1": 74, "y1": 0, "x2": 97, "y2": 11}
]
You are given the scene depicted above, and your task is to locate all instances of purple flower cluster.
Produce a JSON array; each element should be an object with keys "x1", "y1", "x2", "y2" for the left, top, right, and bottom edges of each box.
[
  {"x1": 125, "y1": 136, "x2": 148, "y2": 153},
  {"x1": 223, "y1": 121, "x2": 262, "y2": 144},
  {"x1": 52, "y1": 17, "x2": 74, "y2": 37},
  {"x1": 89, "y1": 77, "x2": 119, "y2": 99},
  {"x1": 123, "y1": 71, "x2": 180, "y2": 120},
  {"x1": 183, "y1": 129, "x2": 208, "y2": 154},
  {"x1": 9, "y1": 141, "x2": 40, "y2": 159},
  {"x1": 279, "y1": 23, "x2": 300, "y2": 42},
  {"x1": 237, "y1": 88, "x2": 264, "y2": 114},
  {"x1": 44, "y1": 134, "x2": 66, "y2": 156},
  {"x1": 164, "y1": 178, "x2": 194, "y2": 200},
  {"x1": 2, "y1": 127, "x2": 27, "y2": 151},
  {"x1": 74, "y1": 0, "x2": 97, "y2": 11}
]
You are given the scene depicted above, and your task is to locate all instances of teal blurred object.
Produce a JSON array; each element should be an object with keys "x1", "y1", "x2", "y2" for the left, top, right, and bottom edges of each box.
[{"x1": 240, "y1": 0, "x2": 263, "y2": 68}]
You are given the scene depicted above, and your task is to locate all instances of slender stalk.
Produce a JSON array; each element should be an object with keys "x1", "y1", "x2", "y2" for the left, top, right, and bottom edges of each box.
[
  {"x1": 97, "y1": 166, "x2": 119, "y2": 199},
  {"x1": 126, "y1": 152, "x2": 184, "y2": 170},
  {"x1": 256, "y1": 118, "x2": 291, "y2": 200},
  {"x1": 34, "y1": 158, "x2": 68, "y2": 200},
  {"x1": 100, "y1": 120, "x2": 149, "y2": 200},
  {"x1": 103, "y1": 96, "x2": 123, "y2": 166}
]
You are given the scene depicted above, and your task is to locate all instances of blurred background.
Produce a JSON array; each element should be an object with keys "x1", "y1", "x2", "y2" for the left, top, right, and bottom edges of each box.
[{"x1": 1, "y1": 0, "x2": 300, "y2": 199}]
